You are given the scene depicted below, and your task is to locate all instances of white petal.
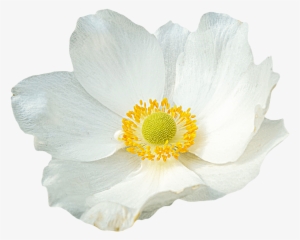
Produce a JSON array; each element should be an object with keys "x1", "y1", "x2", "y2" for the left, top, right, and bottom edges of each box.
[
  {"x1": 140, "y1": 184, "x2": 207, "y2": 218},
  {"x1": 174, "y1": 12, "x2": 278, "y2": 163},
  {"x1": 180, "y1": 119, "x2": 288, "y2": 194},
  {"x1": 180, "y1": 184, "x2": 225, "y2": 202},
  {"x1": 81, "y1": 186, "x2": 198, "y2": 231},
  {"x1": 42, "y1": 150, "x2": 141, "y2": 218},
  {"x1": 155, "y1": 21, "x2": 190, "y2": 103},
  {"x1": 82, "y1": 158, "x2": 202, "y2": 230},
  {"x1": 70, "y1": 10, "x2": 165, "y2": 116},
  {"x1": 12, "y1": 72, "x2": 122, "y2": 161},
  {"x1": 81, "y1": 202, "x2": 139, "y2": 231}
]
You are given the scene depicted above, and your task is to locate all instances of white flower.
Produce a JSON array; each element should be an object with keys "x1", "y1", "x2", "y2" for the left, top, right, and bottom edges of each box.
[{"x1": 12, "y1": 10, "x2": 288, "y2": 231}]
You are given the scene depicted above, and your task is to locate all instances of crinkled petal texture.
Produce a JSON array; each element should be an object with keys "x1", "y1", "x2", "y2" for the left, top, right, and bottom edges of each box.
[
  {"x1": 155, "y1": 21, "x2": 190, "y2": 103},
  {"x1": 43, "y1": 150, "x2": 203, "y2": 231},
  {"x1": 42, "y1": 150, "x2": 141, "y2": 218},
  {"x1": 12, "y1": 72, "x2": 122, "y2": 161},
  {"x1": 174, "y1": 12, "x2": 279, "y2": 164},
  {"x1": 42, "y1": 118, "x2": 287, "y2": 231},
  {"x1": 180, "y1": 118, "x2": 288, "y2": 197},
  {"x1": 70, "y1": 9, "x2": 165, "y2": 116}
]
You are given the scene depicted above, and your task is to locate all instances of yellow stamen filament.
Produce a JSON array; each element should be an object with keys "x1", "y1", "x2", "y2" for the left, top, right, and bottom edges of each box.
[{"x1": 121, "y1": 98, "x2": 198, "y2": 161}]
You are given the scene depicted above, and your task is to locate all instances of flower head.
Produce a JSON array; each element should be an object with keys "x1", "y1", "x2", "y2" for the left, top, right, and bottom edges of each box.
[{"x1": 12, "y1": 10, "x2": 288, "y2": 231}]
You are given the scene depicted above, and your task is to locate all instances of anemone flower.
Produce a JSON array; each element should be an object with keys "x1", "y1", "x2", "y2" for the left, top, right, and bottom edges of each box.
[{"x1": 12, "y1": 10, "x2": 288, "y2": 231}]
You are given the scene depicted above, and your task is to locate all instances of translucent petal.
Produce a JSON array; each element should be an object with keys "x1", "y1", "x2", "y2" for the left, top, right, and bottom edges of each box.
[
  {"x1": 82, "y1": 158, "x2": 202, "y2": 230},
  {"x1": 42, "y1": 150, "x2": 141, "y2": 218},
  {"x1": 70, "y1": 9, "x2": 165, "y2": 116},
  {"x1": 12, "y1": 72, "x2": 122, "y2": 161},
  {"x1": 155, "y1": 21, "x2": 190, "y2": 103},
  {"x1": 180, "y1": 119, "x2": 288, "y2": 194},
  {"x1": 174, "y1": 13, "x2": 278, "y2": 163}
]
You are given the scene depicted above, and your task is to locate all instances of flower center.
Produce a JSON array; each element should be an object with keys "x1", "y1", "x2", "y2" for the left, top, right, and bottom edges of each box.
[
  {"x1": 119, "y1": 98, "x2": 198, "y2": 161},
  {"x1": 142, "y1": 112, "x2": 176, "y2": 145}
]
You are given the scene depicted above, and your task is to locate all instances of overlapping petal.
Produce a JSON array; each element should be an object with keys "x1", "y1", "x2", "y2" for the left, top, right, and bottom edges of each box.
[
  {"x1": 43, "y1": 150, "x2": 203, "y2": 231},
  {"x1": 180, "y1": 119, "x2": 288, "y2": 194},
  {"x1": 174, "y1": 12, "x2": 279, "y2": 164},
  {"x1": 155, "y1": 22, "x2": 190, "y2": 103},
  {"x1": 12, "y1": 72, "x2": 122, "y2": 161},
  {"x1": 87, "y1": 158, "x2": 200, "y2": 206},
  {"x1": 81, "y1": 185, "x2": 200, "y2": 231},
  {"x1": 82, "y1": 158, "x2": 202, "y2": 230},
  {"x1": 70, "y1": 9, "x2": 165, "y2": 116},
  {"x1": 42, "y1": 149, "x2": 141, "y2": 218},
  {"x1": 81, "y1": 202, "x2": 139, "y2": 231}
]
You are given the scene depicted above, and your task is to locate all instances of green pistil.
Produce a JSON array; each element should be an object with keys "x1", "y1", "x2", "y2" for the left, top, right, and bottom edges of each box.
[{"x1": 142, "y1": 112, "x2": 176, "y2": 145}]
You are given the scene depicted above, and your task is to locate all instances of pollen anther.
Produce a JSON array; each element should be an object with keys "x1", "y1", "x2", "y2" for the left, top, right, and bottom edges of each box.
[{"x1": 121, "y1": 98, "x2": 197, "y2": 161}]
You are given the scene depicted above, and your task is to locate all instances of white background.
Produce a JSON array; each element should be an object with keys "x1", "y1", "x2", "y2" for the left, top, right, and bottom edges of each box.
[{"x1": 1, "y1": 0, "x2": 299, "y2": 239}]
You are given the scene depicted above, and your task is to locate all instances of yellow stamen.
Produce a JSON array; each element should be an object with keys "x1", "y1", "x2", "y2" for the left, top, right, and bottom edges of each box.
[{"x1": 121, "y1": 98, "x2": 197, "y2": 161}]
